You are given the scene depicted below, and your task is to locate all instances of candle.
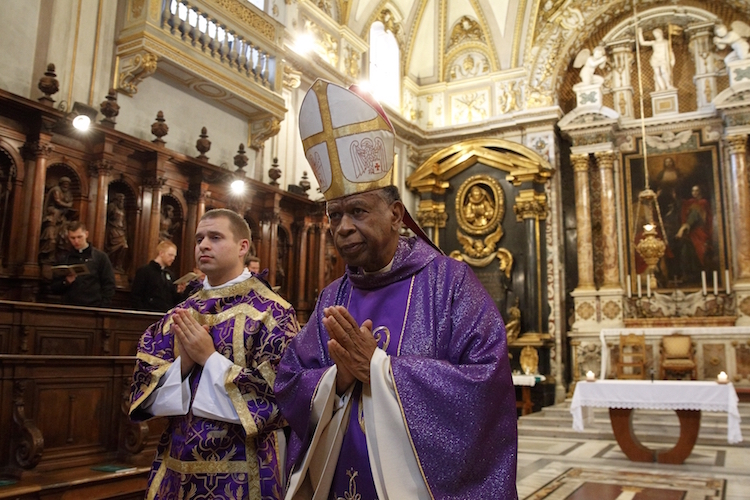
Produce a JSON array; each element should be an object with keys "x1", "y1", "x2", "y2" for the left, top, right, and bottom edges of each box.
[
  {"x1": 701, "y1": 271, "x2": 707, "y2": 296},
  {"x1": 647, "y1": 275, "x2": 651, "y2": 297},
  {"x1": 586, "y1": 370, "x2": 596, "y2": 382},
  {"x1": 713, "y1": 270, "x2": 718, "y2": 295},
  {"x1": 717, "y1": 371, "x2": 728, "y2": 384},
  {"x1": 726, "y1": 269, "x2": 731, "y2": 294},
  {"x1": 637, "y1": 274, "x2": 642, "y2": 298},
  {"x1": 627, "y1": 275, "x2": 632, "y2": 298}
]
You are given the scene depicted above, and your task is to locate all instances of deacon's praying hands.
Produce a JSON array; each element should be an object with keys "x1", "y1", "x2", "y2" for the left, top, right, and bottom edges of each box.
[
  {"x1": 323, "y1": 305, "x2": 377, "y2": 394},
  {"x1": 172, "y1": 308, "x2": 216, "y2": 378}
]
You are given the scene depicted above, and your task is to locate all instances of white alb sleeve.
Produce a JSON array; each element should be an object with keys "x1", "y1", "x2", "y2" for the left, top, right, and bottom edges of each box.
[
  {"x1": 191, "y1": 352, "x2": 241, "y2": 424},
  {"x1": 141, "y1": 356, "x2": 191, "y2": 416}
]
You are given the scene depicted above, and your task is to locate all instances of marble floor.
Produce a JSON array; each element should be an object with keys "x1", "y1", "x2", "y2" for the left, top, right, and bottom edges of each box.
[{"x1": 517, "y1": 403, "x2": 750, "y2": 500}]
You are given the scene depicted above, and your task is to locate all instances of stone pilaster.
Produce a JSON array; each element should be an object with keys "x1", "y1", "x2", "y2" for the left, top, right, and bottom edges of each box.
[
  {"x1": 610, "y1": 40, "x2": 635, "y2": 119},
  {"x1": 687, "y1": 23, "x2": 718, "y2": 110}
]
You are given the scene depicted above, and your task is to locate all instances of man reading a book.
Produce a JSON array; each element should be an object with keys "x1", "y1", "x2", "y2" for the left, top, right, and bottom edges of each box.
[
  {"x1": 130, "y1": 240, "x2": 186, "y2": 312},
  {"x1": 129, "y1": 208, "x2": 300, "y2": 499},
  {"x1": 50, "y1": 221, "x2": 116, "y2": 307}
]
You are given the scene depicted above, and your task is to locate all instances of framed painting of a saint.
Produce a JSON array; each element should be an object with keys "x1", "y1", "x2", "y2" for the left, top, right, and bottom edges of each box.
[{"x1": 624, "y1": 135, "x2": 725, "y2": 292}]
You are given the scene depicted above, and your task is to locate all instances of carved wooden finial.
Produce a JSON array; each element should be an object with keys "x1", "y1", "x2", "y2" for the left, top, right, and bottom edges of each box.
[
  {"x1": 299, "y1": 171, "x2": 311, "y2": 196},
  {"x1": 234, "y1": 143, "x2": 248, "y2": 173},
  {"x1": 196, "y1": 127, "x2": 211, "y2": 160},
  {"x1": 151, "y1": 111, "x2": 168, "y2": 145},
  {"x1": 268, "y1": 157, "x2": 281, "y2": 187},
  {"x1": 99, "y1": 88, "x2": 120, "y2": 128},
  {"x1": 38, "y1": 63, "x2": 59, "y2": 106}
]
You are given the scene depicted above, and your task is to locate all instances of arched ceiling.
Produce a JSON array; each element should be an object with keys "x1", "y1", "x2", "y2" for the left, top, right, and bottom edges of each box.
[{"x1": 329, "y1": 0, "x2": 529, "y2": 84}]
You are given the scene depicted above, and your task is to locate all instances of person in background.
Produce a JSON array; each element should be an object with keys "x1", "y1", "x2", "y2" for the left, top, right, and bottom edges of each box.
[
  {"x1": 130, "y1": 240, "x2": 185, "y2": 312},
  {"x1": 275, "y1": 80, "x2": 518, "y2": 500},
  {"x1": 50, "y1": 221, "x2": 116, "y2": 307},
  {"x1": 247, "y1": 255, "x2": 261, "y2": 274},
  {"x1": 129, "y1": 208, "x2": 300, "y2": 499}
]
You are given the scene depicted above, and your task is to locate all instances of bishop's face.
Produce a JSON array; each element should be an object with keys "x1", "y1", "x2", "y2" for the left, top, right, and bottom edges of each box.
[{"x1": 326, "y1": 190, "x2": 402, "y2": 272}]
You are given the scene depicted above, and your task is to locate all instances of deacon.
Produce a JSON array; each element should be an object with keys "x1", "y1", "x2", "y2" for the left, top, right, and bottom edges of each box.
[
  {"x1": 275, "y1": 80, "x2": 518, "y2": 499},
  {"x1": 129, "y1": 209, "x2": 300, "y2": 499}
]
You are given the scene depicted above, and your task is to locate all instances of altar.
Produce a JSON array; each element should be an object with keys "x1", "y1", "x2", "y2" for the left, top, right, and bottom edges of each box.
[
  {"x1": 598, "y1": 326, "x2": 750, "y2": 380},
  {"x1": 570, "y1": 380, "x2": 742, "y2": 464}
]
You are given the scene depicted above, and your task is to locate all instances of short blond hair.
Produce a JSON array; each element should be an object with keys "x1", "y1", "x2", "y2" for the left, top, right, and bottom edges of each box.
[{"x1": 156, "y1": 240, "x2": 177, "y2": 255}]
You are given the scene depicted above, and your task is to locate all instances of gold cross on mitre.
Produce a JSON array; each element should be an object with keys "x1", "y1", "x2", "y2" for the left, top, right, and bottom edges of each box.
[{"x1": 299, "y1": 79, "x2": 395, "y2": 201}]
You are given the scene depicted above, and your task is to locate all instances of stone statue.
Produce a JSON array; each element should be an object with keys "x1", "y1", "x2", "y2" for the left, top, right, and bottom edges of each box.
[
  {"x1": 638, "y1": 28, "x2": 675, "y2": 91},
  {"x1": 574, "y1": 46, "x2": 607, "y2": 85},
  {"x1": 714, "y1": 22, "x2": 750, "y2": 65},
  {"x1": 104, "y1": 193, "x2": 128, "y2": 271},
  {"x1": 39, "y1": 176, "x2": 77, "y2": 263}
]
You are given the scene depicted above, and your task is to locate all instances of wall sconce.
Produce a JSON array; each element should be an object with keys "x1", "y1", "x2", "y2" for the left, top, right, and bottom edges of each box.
[{"x1": 70, "y1": 102, "x2": 98, "y2": 131}]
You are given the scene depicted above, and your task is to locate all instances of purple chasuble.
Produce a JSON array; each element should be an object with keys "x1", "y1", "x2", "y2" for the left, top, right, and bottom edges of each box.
[
  {"x1": 276, "y1": 237, "x2": 518, "y2": 500},
  {"x1": 329, "y1": 279, "x2": 411, "y2": 500},
  {"x1": 129, "y1": 276, "x2": 300, "y2": 500}
]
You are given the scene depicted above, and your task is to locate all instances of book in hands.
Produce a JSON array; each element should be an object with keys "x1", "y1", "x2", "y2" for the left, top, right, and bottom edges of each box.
[
  {"x1": 173, "y1": 271, "x2": 199, "y2": 285},
  {"x1": 51, "y1": 263, "x2": 90, "y2": 276}
]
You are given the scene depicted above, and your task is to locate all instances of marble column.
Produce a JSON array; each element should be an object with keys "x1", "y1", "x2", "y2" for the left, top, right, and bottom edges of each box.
[
  {"x1": 22, "y1": 140, "x2": 53, "y2": 274},
  {"x1": 595, "y1": 151, "x2": 620, "y2": 287},
  {"x1": 514, "y1": 190, "x2": 548, "y2": 333},
  {"x1": 687, "y1": 23, "x2": 719, "y2": 109},
  {"x1": 571, "y1": 153, "x2": 595, "y2": 289},
  {"x1": 90, "y1": 159, "x2": 114, "y2": 249},
  {"x1": 726, "y1": 135, "x2": 750, "y2": 281}
]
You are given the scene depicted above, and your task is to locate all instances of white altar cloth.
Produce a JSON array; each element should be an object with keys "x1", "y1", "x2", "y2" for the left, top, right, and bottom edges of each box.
[
  {"x1": 599, "y1": 326, "x2": 750, "y2": 378},
  {"x1": 570, "y1": 380, "x2": 743, "y2": 444},
  {"x1": 512, "y1": 374, "x2": 545, "y2": 387}
]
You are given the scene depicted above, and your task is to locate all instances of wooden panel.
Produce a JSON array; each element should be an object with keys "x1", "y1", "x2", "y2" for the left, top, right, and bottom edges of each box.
[
  {"x1": 34, "y1": 382, "x2": 109, "y2": 454},
  {"x1": 0, "y1": 326, "x2": 9, "y2": 353},
  {"x1": 37, "y1": 331, "x2": 93, "y2": 355}
]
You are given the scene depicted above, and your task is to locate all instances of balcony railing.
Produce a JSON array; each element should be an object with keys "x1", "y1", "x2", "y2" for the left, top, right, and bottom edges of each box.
[{"x1": 161, "y1": 0, "x2": 276, "y2": 90}]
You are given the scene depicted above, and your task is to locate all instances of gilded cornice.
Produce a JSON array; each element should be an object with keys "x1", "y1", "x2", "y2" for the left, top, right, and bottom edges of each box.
[{"x1": 406, "y1": 138, "x2": 552, "y2": 190}]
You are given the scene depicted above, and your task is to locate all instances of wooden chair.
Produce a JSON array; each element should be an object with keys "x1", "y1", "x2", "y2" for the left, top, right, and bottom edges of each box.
[
  {"x1": 616, "y1": 333, "x2": 646, "y2": 379},
  {"x1": 659, "y1": 333, "x2": 697, "y2": 380}
]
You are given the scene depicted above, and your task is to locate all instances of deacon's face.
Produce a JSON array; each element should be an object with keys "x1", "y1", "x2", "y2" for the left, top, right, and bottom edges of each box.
[
  {"x1": 248, "y1": 261, "x2": 260, "y2": 274},
  {"x1": 194, "y1": 216, "x2": 248, "y2": 285},
  {"x1": 327, "y1": 190, "x2": 402, "y2": 272}
]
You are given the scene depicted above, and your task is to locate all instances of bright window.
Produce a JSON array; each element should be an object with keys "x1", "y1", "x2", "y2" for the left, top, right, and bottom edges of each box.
[{"x1": 369, "y1": 21, "x2": 400, "y2": 109}]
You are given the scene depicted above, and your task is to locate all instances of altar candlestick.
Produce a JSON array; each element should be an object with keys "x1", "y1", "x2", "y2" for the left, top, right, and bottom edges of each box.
[
  {"x1": 718, "y1": 371, "x2": 728, "y2": 384},
  {"x1": 701, "y1": 271, "x2": 707, "y2": 296},
  {"x1": 626, "y1": 275, "x2": 632, "y2": 298},
  {"x1": 713, "y1": 270, "x2": 718, "y2": 295},
  {"x1": 637, "y1": 274, "x2": 642, "y2": 298},
  {"x1": 726, "y1": 269, "x2": 731, "y2": 294}
]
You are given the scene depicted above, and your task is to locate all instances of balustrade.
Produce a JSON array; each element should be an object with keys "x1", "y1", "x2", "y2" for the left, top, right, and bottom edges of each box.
[{"x1": 160, "y1": 0, "x2": 275, "y2": 90}]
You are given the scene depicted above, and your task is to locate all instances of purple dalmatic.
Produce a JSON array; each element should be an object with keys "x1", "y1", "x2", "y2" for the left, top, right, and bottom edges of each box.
[
  {"x1": 129, "y1": 277, "x2": 300, "y2": 500},
  {"x1": 276, "y1": 237, "x2": 518, "y2": 500}
]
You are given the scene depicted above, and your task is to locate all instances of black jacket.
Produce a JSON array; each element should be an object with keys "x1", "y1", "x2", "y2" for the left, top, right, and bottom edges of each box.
[
  {"x1": 51, "y1": 245, "x2": 116, "y2": 307},
  {"x1": 131, "y1": 260, "x2": 181, "y2": 312}
]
